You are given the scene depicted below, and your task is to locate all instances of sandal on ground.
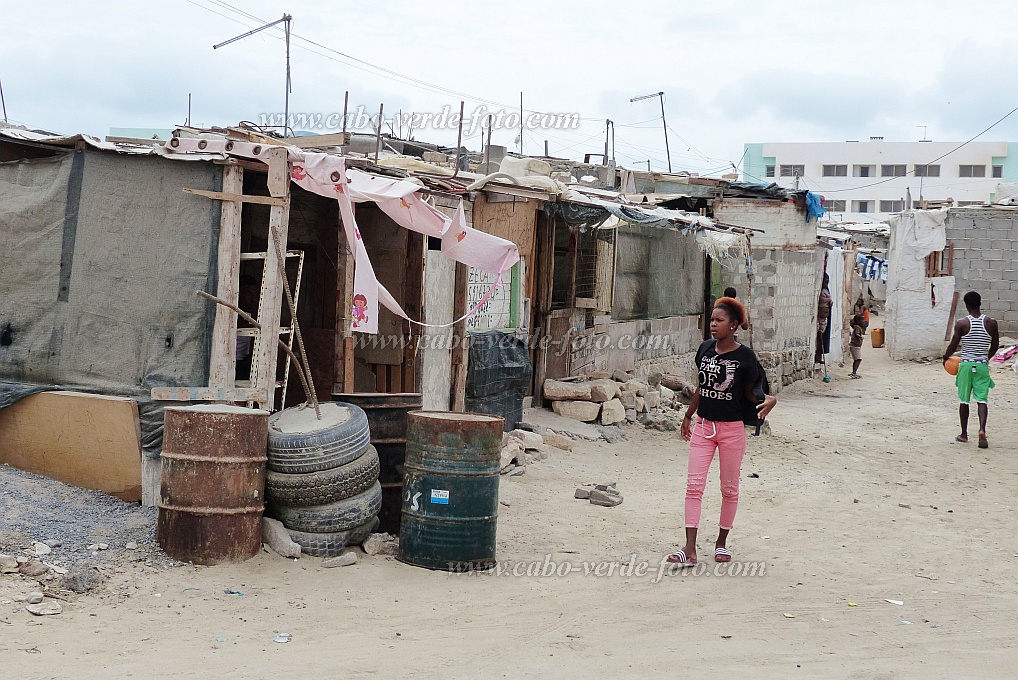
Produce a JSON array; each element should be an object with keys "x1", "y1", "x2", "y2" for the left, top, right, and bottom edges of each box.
[
  {"x1": 955, "y1": 435, "x2": 968, "y2": 443},
  {"x1": 979, "y1": 433, "x2": 988, "y2": 449},
  {"x1": 714, "y1": 547, "x2": 733, "y2": 563},
  {"x1": 665, "y1": 550, "x2": 697, "y2": 566},
  {"x1": 850, "y1": 374, "x2": 861, "y2": 379}
]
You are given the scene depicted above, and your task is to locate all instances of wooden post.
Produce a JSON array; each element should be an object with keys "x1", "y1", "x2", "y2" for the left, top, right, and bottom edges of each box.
[
  {"x1": 403, "y1": 232, "x2": 425, "y2": 391},
  {"x1": 208, "y1": 164, "x2": 244, "y2": 389},
  {"x1": 250, "y1": 148, "x2": 291, "y2": 408},
  {"x1": 335, "y1": 210, "x2": 356, "y2": 393}
]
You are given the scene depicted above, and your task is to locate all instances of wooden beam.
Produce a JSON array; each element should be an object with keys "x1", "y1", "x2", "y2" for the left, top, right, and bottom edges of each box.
[
  {"x1": 251, "y1": 149, "x2": 292, "y2": 407},
  {"x1": 183, "y1": 187, "x2": 286, "y2": 206},
  {"x1": 207, "y1": 165, "x2": 245, "y2": 391},
  {"x1": 335, "y1": 209, "x2": 356, "y2": 393},
  {"x1": 451, "y1": 262, "x2": 469, "y2": 412},
  {"x1": 151, "y1": 387, "x2": 265, "y2": 402},
  {"x1": 288, "y1": 132, "x2": 352, "y2": 148}
]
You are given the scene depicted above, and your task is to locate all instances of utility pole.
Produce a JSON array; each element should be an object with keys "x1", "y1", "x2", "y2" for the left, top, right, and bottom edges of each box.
[
  {"x1": 630, "y1": 91, "x2": 671, "y2": 172},
  {"x1": 0, "y1": 76, "x2": 8, "y2": 123},
  {"x1": 214, "y1": 14, "x2": 293, "y2": 136}
]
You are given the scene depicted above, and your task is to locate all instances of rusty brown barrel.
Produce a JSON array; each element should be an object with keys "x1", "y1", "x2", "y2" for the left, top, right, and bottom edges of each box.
[
  {"x1": 157, "y1": 404, "x2": 268, "y2": 565},
  {"x1": 333, "y1": 392, "x2": 422, "y2": 534},
  {"x1": 398, "y1": 411, "x2": 503, "y2": 571}
]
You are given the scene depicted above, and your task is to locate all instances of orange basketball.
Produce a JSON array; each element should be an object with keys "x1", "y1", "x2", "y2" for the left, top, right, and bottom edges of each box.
[{"x1": 944, "y1": 356, "x2": 961, "y2": 376}]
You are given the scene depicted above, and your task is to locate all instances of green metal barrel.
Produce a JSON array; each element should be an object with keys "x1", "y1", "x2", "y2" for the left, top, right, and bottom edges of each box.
[{"x1": 398, "y1": 411, "x2": 503, "y2": 571}]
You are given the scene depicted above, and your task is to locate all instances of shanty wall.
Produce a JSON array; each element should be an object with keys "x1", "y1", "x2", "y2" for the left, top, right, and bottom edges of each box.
[
  {"x1": 613, "y1": 223, "x2": 703, "y2": 321},
  {"x1": 712, "y1": 199, "x2": 819, "y2": 391},
  {"x1": 944, "y1": 207, "x2": 1018, "y2": 333},
  {"x1": 0, "y1": 150, "x2": 221, "y2": 451}
]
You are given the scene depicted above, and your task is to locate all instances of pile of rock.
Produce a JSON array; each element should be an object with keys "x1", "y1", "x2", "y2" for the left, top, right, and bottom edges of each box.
[
  {"x1": 574, "y1": 482, "x2": 623, "y2": 507},
  {"x1": 499, "y1": 429, "x2": 574, "y2": 476},
  {"x1": 542, "y1": 368, "x2": 679, "y2": 428}
]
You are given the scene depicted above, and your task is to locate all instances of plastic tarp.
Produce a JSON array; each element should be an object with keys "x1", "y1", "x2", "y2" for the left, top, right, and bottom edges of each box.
[
  {"x1": 464, "y1": 330, "x2": 532, "y2": 432},
  {"x1": 0, "y1": 151, "x2": 221, "y2": 457}
]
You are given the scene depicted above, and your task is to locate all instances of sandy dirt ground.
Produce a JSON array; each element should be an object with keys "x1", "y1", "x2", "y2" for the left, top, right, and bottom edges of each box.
[{"x1": 3, "y1": 336, "x2": 1018, "y2": 679}]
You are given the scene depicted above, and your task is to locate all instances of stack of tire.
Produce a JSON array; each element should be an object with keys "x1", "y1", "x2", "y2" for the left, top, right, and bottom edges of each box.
[{"x1": 264, "y1": 402, "x2": 382, "y2": 557}]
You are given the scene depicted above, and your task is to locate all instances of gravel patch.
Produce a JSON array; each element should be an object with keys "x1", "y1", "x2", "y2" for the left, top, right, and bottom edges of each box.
[{"x1": 0, "y1": 463, "x2": 179, "y2": 570}]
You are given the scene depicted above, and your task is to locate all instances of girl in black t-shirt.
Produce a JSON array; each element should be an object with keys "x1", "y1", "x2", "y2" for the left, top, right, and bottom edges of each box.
[{"x1": 667, "y1": 297, "x2": 777, "y2": 566}]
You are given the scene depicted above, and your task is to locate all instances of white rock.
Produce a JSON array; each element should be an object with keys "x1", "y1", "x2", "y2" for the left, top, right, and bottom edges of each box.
[
  {"x1": 86, "y1": 544, "x2": 99, "y2": 552},
  {"x1": 262, "y1": 518, "x2": 301, "y2": 559},
  {"x1": 321, "y1": 552, "x2": 358, "y2": 568},
  {"x1": 624, "y1": 379, "x2": 647, "y2": 397},
  {"x1": 589, "y1": 380, "x2": 621, "y2": 402},
  {"x1": 98, "y1": 544, "x2": 109, "y2": 551},
  {"x1": 26, "y1": 601, "x2": 62, "y2": 616},
  {"x1": 509, "y1": 429, "x2": 543, "y2": 450},
  {"x1": 362, "y1": 533, "x2": 396, "y2": 556},
  {"x1": 543, "y1": 380, "x2": 592, "y2": 401},
  {"x1": 27, "y1": 591, "x2": 44, "y2": 604},
  {"x1": 500, "y1": 440, "x2": 524, "y2": 469},
  {"x1": 32, "y1": 542, "x2": 51, "y2": 556},
  {"x1": 644, "y1": 390, "x2": 661, "y2": 410},
  {"x1": 600, "y1": 398, "x2": 626, "y2": 426},
  {"x1": 659, "y1": 385, "x2": 675, "y2": 405},
  {"x1": 635, "y1": 396, "x2": 646, "y2": 413},
  {"x1": 552, "y1": 400, "x2": 602, "y2": 422},
  {"x1": 125, "y1": 542, "x2": 139, "y2": 550}
]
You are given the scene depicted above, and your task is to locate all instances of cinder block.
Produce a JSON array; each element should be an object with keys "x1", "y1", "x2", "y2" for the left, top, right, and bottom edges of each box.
[
  {"x1": 1002, "y1": 310, "x2": 1018, "y2": 322},
  {"x1": 1002, "y1": 270, "x2": 1018, "y2": 282},
  {"x1": 991, "y1": 240, "x2": 1012, "y2": 250},
  {"x1": 983, "y1": 249, "x2": 1005, "y2": 260},
  {"x1": 989, "y1": 260, "x2": 1007, "y2": 271}
]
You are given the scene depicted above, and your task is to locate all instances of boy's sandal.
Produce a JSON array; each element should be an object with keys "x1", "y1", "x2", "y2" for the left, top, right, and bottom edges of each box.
[
  {"x1": 665, "y1": 550, "x2": 697, "y2": 566},
  {"x1": 714, "y1": 547, "x2": 733, "y2": 563}
]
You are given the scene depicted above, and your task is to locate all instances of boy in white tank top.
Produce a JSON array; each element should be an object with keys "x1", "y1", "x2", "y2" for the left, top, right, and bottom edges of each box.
[{"x1": 944, "y1": 291, "x2": 999, "y2": 448}]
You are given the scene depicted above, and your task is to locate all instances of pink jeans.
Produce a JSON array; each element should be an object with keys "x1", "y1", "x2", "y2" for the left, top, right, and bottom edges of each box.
[{"x1": 685, "y1": 418, "x2": 747, "y2": 530}]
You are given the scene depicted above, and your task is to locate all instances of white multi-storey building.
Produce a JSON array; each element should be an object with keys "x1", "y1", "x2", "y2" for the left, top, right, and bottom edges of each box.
[{"x1": 743, "y1": 139, "x2": 1017, "y2": 219}]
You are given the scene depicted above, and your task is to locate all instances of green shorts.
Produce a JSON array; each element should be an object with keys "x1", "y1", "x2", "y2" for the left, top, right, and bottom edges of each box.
[{"x1": 956, "y1": 361, "x2": 995, "y2": 404}]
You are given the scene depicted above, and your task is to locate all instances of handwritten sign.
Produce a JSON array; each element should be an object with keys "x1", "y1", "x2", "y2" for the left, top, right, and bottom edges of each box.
[{"x1": 466, "y1": 267, "x2": 513, "y2": 331}]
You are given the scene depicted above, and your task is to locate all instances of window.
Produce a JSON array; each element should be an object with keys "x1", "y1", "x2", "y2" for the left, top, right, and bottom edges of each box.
[
  {"x1": 881, "y1": 164, "x2": 906, "y2": 177},
  {"x1": 822, "y1": 164, "x2": 847, "y2": 177},
  {"x1": 779, "y1": 164, "x2": 804, "y2": 177},
  {"x1": 765, "y1": 165, "x2": 775, "y2": 178},
  {"x1": 853, "y1": 200, "x2": 871, "y2": 213},
  {"x1": 992, "y1": 165, "x2": 1003, "y2": 178},
  {"x1": 853, "y1": 165, "x2": 875, "y2": 178},
  {"x1": 879, "y1": 200, "x2": 904, "y2": 212},
  {"x1": 959, "y1": 165, "x2": 986, "y2": 178},
  {"x1": 914, "y1": 164, "x2": 940, "y2": 177},
  {"x1": 824, "y1": 199, "x2": 846, "y2": 211}
]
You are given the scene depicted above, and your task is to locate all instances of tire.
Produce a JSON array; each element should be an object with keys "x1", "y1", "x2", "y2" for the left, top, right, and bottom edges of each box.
[
  {"x1": 267, "y1": 402, "x2": 371, "y2": 474},
  {"x1": 271, "y1": 481, "x2": 383, "y2": 533},
  {"x1": 265, "y1": 446, "x2": 379, "y2": 507},
  {"x1": 287, "y1": 516, "x2": 379, "y2": 557}
]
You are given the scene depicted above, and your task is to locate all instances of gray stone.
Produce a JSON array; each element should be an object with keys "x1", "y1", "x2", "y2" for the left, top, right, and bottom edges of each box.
[
  {"x1": 60, "y1": 561, "x2": 105, "y2": 594},
  {"x1": 31, "y1": 542, "x2": 51, "y2": 556},
  {"x1": 510, "y1": 467, "x2": 526, "y2": 477},
  {"x1": 26, "y1": 591, "x2": 44, "y2": 604},
  {"x1": 619, "y1": 391, "x2": 637, "y2": 409},
  {"x1": 509, "y1": 429, "x2": 544, "y2": 450},
  {"x1": 659, "y1": 385, "x2": 675, "y2": 405},
  {"x1": 520, "y1": 408, "x2": 601, "y2": 441},
  {"x1": 635, "y1": 396, "x2": 646, "y2": 413},
  {"x1": 600, "y1": 398, "x2": 626, "y2": 426},
  {"x1": 500, "y1": 440, "x2": 525, "y2": 469},
  {"x1": 589, "y1": 380, "x2": 621, "y2": 402},
  {"x1": 574, "y1": 488, "x2": 591, "y2": 499},
  {"x1": 544, "y1": 380, "x2": 592, "y2": 401},
  {"x1": 43, "y1": 540, "x2": 62, "y2": 549},
  {"x1": 322, "y1": 552, "x2": 358, "y2": 568},
  {"x1": 594, "y1": 483, "x2": 617, "y2": 491},
  {"x1": 543, "y1": 432, "x2": 574, "y2": 452},
  {"x1": 262, "y1": 517, "x2": 302, "y2": 559},
  {"x1": 598, "y1": 425, "x2": 625, "y2": 444},
  {"x1": 644, "y1": 390, "x2": 661, "y2": 410},
  {"x1": 362, "y1": 533, "x2": 397, "y2": 556},
  {"x1": 0, "y1": 554, "x2": 18, "y2": 574},
  {"x1": 19, "y1": 560, "x2": 49, "y2": 577},
  {"x1": 552, "y1": 400, "x2": 602, "y2": 422},
  {"x1": 612, "y1": 370, "x2": 631, "y2": 383},
  {"x1": 26, "y1": 601, "x2": 62, "y2": 616},
  {"x1": 500, "y1": 499, "x2": 512, "y2": 507},
  {"x1": 625, "y1": 408, "x2": 638, "y2": 423},
  {"x1": 646, "y1": 369, "x2": 663, "y2": 388},
  {"x1": 501, "y1": 463, "x2": 516, "y2": 474},
  {"x1": 588, "y1": 489, "x2": 623, "y2": 507},
  {"x1": 624, "y1": 379, "x2": 647, "y2": 397}
]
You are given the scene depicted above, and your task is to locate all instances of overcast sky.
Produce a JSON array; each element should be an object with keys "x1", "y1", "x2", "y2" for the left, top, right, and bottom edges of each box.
[{"x1": 2, "y1": 1, "x2": 1016, "y2": 175}]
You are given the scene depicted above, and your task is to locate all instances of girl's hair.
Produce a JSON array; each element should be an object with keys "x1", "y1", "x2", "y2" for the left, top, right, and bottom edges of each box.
[{"x1": 714, "y1": 296, "x2": 749, "y2": 330}]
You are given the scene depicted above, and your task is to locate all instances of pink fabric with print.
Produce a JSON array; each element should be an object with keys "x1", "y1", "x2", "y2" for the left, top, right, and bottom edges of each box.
[{"x1": 684, "y1": 418, "x2": 746, "y2": 530}]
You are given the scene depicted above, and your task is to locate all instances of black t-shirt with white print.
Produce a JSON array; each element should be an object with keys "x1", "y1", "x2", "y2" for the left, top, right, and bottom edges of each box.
[{"x1": 694, "y1": 340, "x2": 762, "y2": 422}]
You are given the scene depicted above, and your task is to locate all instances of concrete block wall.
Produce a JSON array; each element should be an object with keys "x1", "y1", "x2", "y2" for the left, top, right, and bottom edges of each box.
[
  {"x1": 578, "y1": 314, "x2": 702, "y2": 378},
  {"x1": 945, "y1": 207, "x2": 1018, "y2": 333}
]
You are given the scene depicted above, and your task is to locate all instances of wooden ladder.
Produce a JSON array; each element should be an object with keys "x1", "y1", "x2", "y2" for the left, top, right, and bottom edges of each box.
[{"x1": 151, "y1": 148, "x2": 293, "y2": 409}]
